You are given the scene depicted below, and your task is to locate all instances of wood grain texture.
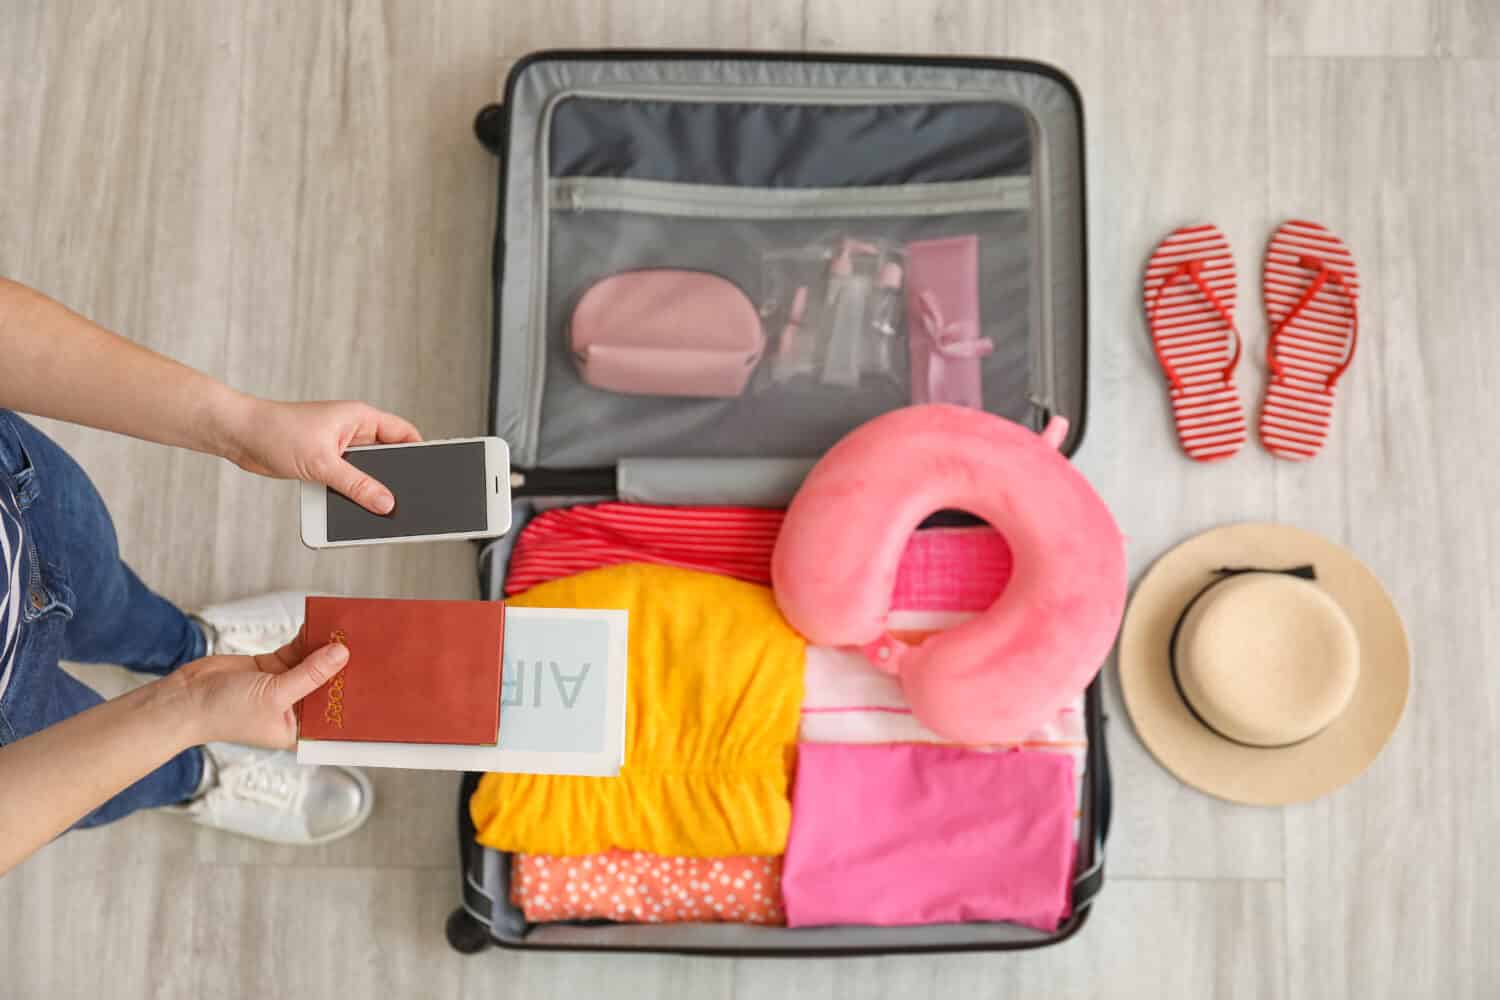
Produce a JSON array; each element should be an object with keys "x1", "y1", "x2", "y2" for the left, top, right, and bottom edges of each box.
[
  {"x1": 192, "y1": 865, "x2": 464, "y2": 1000},
  {"x1": 463, "y1": 941, "x2": 737, "y2": 1000},
  {"x1": 1269, "y1": 55, "x2": 1500, "y2": 999},
  {"x1": 722, "y1": 882, "x2": 1286, "y2": 1000},
  {"x1": 1270, "y1": 0, "x2": 1500, "y2": 57},
  {"x1": 805, "y1": 0, "x2": 1004, "y2": 53},
  {"x1": 0, "y1": 810, "x2": 199, "y2": 1000},
  {"x1": 1441, "y1": 1, "x2": 1500, "y2": 56},
  {"x1": 1270, "y1": 0, "x2": 1436, "y2": 57},
  {"x1": 0, "y1": 0, "x2": 244, "y2": 610},
  {"x1": 2, "y1": 0, "x2": 1498, "y2": 997}
]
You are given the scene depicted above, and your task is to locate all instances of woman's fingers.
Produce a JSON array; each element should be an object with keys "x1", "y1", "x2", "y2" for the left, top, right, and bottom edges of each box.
[
  {"x1": 323, "y1": 405, "x2": 420, "y2": 513},
  {"x1": 371, "y1": 408, "x2": 422, "y2": 444},
  {"x1": 258, "y1": 627, "x2": 309, "y2": 674},
  {"x1": 344, "y1": 405, "x2": 422, "y2": 447},
  {"x1": 326, "y1": 456, "x2": 396, "y2": 515},
  {"x1": 268, "y1": 642, "x2": 349, "y2": 708}
]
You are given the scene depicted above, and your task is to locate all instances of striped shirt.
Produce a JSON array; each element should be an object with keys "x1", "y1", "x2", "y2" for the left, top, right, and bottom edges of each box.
[{"x1": 0, "y1": 481, "x2": 23, "y2": 703}]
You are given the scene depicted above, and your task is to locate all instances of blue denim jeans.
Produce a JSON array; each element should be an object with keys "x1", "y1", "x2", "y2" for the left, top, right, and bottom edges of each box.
[{"x1": 0, "y1": 411, "x2": 206, "y2": 827}]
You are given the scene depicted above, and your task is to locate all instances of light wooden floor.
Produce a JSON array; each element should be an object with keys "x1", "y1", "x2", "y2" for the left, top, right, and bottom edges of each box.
[{"x1": 1, "y1": 1, "x2": 1496, "y2": 997}]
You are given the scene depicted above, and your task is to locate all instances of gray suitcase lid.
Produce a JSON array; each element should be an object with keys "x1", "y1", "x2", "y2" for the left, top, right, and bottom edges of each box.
[{"x1": 484, "y1": 51, "x2": 1088, "y2": 505}]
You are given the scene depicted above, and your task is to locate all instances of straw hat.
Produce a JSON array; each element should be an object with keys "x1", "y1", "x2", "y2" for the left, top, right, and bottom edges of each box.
[{"x1": 1119, "y1": 523, "x2": 1410, "y2": 805}]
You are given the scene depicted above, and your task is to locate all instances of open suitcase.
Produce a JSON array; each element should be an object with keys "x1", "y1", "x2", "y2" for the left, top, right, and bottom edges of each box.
[{"x1": 446, "y1": 49, "x2": 1110, "y2": 957}]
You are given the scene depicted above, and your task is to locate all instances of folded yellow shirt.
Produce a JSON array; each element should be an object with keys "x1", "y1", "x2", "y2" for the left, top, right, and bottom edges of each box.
[{"x1": 470, "y1": 563, "x2": 806, "y2": 857}]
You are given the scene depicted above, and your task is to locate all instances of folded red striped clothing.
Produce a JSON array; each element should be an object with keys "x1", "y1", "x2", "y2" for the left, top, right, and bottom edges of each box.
[
  {"x1": 505, "y1": 503, "x2": 1012, "y2": 608},
  {"x1": 504, "y1": 503, "x2": 784, "y2": 595}
]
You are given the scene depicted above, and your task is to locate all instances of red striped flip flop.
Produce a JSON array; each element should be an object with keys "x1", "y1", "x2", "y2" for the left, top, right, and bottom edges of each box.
[
  {"x1": 1260, "y1": 220, "x2": 1360, "y2": 461},
  {"x1": 1143, "y1": 224, "x2": 1247, "y2": 462}
]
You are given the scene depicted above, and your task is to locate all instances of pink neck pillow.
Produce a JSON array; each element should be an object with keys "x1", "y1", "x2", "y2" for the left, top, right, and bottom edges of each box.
[{"x1": 771, "y1": 404, "x2": 1126, "y2": 743}]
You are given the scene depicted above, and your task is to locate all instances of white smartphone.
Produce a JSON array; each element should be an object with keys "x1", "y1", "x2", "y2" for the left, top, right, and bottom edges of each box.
[{"x1": 299, "y1": 436, "x2": 511, "y2": 549}]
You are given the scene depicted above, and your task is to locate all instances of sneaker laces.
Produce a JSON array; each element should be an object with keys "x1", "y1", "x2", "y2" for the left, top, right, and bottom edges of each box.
[{"x1": 205, "y1": 753, "x2": 308, "y2": 813}]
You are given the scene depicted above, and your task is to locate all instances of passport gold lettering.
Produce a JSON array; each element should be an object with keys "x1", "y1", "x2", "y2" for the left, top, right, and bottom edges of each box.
[{"x1": 324, "y1": 675, "x2": 345, "y2": 729}]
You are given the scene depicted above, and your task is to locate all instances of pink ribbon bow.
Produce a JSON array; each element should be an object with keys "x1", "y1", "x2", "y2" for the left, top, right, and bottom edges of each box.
[{"x1": 916, "y1": 290, "x2": 993, "y2": 406}]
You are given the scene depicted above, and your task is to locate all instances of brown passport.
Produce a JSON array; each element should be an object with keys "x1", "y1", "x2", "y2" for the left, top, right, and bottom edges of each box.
[{"x1": 298, "y1": 596, "x2": 504, "y2": 745}]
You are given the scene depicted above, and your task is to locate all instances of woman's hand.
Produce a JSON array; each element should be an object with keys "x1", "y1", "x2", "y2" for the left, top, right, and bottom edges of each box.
[
  {"x1": 170, "y1": 633, "x2": 350, "y2": 750},
  {"x1": 219, "y1": 397, "x2": 422, "y2": 514},
  {"x1": 0, "y1": 631, "x2": 352, "y2": 872}
]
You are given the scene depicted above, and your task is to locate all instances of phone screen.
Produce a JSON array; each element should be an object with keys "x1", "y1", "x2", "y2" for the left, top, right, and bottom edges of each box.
[{"x1": 326, "y1": 442, "x2": 488, "y2": 541}]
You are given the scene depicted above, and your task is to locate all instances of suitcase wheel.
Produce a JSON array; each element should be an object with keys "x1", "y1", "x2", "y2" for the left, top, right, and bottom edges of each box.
[{"x1": 446, "y1": 907, "x2": 492, "y2": 955}]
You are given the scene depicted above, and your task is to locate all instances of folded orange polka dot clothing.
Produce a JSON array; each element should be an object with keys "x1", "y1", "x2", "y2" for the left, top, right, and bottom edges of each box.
[{"x1": 511, "y1": 852, "x2": 785, "y2": 925}]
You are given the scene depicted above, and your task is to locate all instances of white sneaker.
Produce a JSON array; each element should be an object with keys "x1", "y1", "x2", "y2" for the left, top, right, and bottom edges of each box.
[
  {"x1": 169, "y1": 743, "x2": 374, "y2": 845},
  {"x1": 169, "y1": 591, "x2": 375, "y2": 845},
  {"x1": 193, "y1": 589, "x2": 308, "y2": 656}
]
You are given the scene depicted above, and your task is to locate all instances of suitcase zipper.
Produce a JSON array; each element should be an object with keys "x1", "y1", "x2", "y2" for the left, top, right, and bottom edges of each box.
[{"x1": 553, "y1": 175, "x2": 1030, "y2": 221}]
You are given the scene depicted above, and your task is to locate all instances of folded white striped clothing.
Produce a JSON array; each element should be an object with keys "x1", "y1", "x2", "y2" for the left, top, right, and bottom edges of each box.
[
  {"x1": 801, "y1": 641, "x2": 1086, "y2": 757},
  {"x1": 800, "y1": 612, "x2": 1088, "y2": 825}
]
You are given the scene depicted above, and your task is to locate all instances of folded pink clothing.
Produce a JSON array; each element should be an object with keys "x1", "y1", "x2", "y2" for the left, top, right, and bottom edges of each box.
[
  {"x1": 800, "y1": 636, "x2": 1088, "y2": 841},
  {"x1": 782, "y1": 743, "x2": 1077, "y2": 932},
  {"x1": 889, "y1": 526, "x2": 1011, "y2": 611},
  {"x1": 505, "y1": 503, "x2": 1012, "y2": 607}
]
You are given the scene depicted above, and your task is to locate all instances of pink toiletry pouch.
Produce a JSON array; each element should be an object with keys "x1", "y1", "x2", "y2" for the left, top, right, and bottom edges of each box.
[{"x1": 569, "y1": 270, "x2": 765, "y2": 398}]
